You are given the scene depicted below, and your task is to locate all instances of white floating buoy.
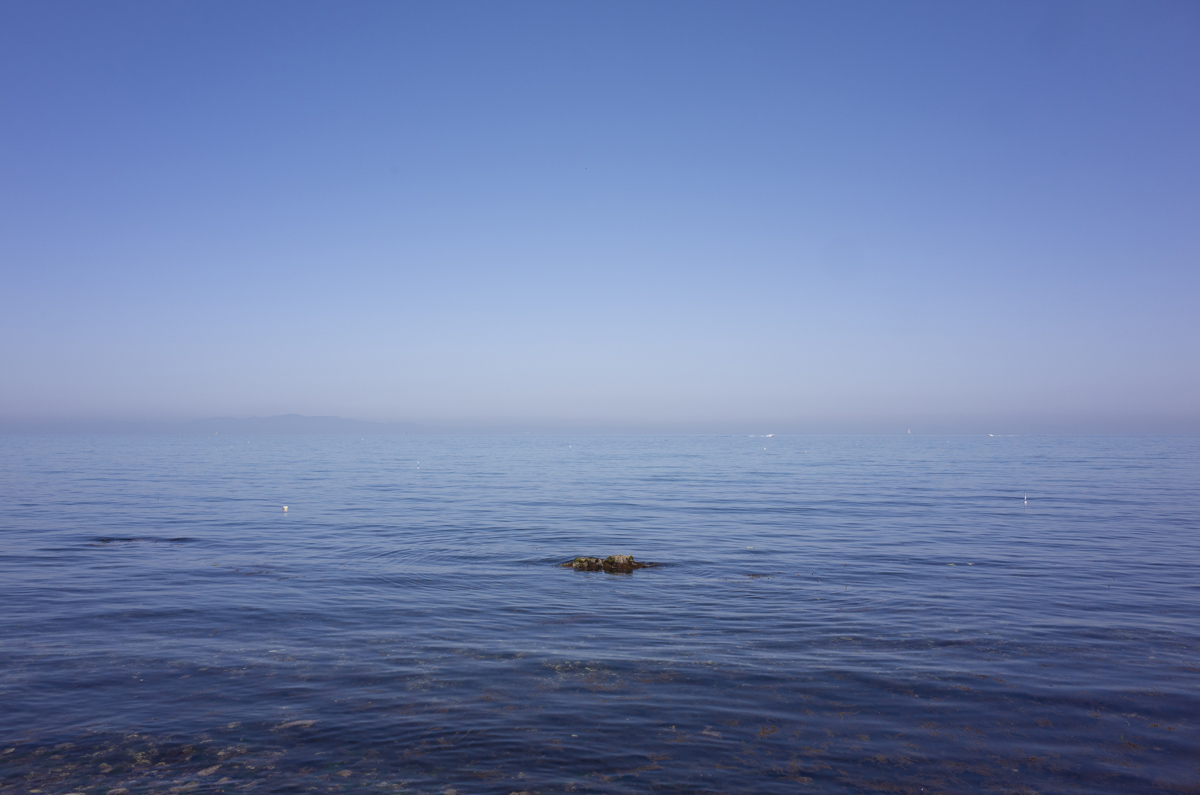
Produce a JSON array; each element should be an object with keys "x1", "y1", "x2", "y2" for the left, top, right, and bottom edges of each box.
[{"x1": 282, "y1": 506, "x2": 288, "y2": 512}]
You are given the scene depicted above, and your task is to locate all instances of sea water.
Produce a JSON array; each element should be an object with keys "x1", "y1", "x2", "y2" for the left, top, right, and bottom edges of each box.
[{"x1": 1, "y1": 434, "x2": 1197, "y2": 793}]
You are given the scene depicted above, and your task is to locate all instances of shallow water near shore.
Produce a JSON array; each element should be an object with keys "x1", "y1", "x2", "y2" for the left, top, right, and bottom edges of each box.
[{"x1": 2, "y1": 434, "x2": 1198, "y2": 794}]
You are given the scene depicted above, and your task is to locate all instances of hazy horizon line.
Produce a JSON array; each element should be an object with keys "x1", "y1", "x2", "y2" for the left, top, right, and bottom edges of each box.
[{"x1": 1, "y1": 413, "x2": 1197, "y2": 436}]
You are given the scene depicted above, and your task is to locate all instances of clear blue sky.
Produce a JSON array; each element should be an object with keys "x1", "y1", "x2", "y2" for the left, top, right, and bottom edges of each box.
[{"x1": 2, "y1": 1, "x2": 1197, "y2": 431}]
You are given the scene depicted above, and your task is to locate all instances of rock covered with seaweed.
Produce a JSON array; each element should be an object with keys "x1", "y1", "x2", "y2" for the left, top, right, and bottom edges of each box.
[{"x1": 560, "y1": 555, "x2": 657, "y2": 573}]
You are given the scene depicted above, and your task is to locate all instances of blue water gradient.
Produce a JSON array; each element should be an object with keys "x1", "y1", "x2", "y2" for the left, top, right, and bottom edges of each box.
[{"x1": 2, "y1": 434, "x2": 1198, "y2": 793}]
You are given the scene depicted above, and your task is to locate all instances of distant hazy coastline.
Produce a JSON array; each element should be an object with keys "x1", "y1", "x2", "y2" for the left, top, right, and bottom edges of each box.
[{"x1": 0, "y1": 414, "x2": 421, "y2": 435}]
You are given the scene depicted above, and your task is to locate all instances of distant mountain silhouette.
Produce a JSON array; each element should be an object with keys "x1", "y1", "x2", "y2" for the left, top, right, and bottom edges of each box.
[{"x1": 185, "y1": 414, "x2": 418, "y2": 434}]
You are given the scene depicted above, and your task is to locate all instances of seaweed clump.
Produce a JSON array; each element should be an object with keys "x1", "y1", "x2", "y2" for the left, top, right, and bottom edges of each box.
[{"x1": 561, "y1": 555, "x2": 656, "y2": 574}]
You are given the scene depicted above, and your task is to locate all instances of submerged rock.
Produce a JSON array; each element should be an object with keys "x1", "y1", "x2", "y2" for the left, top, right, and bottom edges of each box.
[{"x1": 560, "y1": 555, "x2": 656, "y2": 574}]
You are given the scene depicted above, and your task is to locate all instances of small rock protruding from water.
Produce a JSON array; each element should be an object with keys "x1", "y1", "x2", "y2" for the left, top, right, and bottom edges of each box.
[{"x1": 561, "y1": 555, "x2": 656, "y2": 574}]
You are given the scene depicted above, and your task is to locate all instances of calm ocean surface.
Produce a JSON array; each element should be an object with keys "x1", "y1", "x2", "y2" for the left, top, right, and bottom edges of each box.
[{"x1": 1, "y1": 434, "x2": 1198, "y2": 794}]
